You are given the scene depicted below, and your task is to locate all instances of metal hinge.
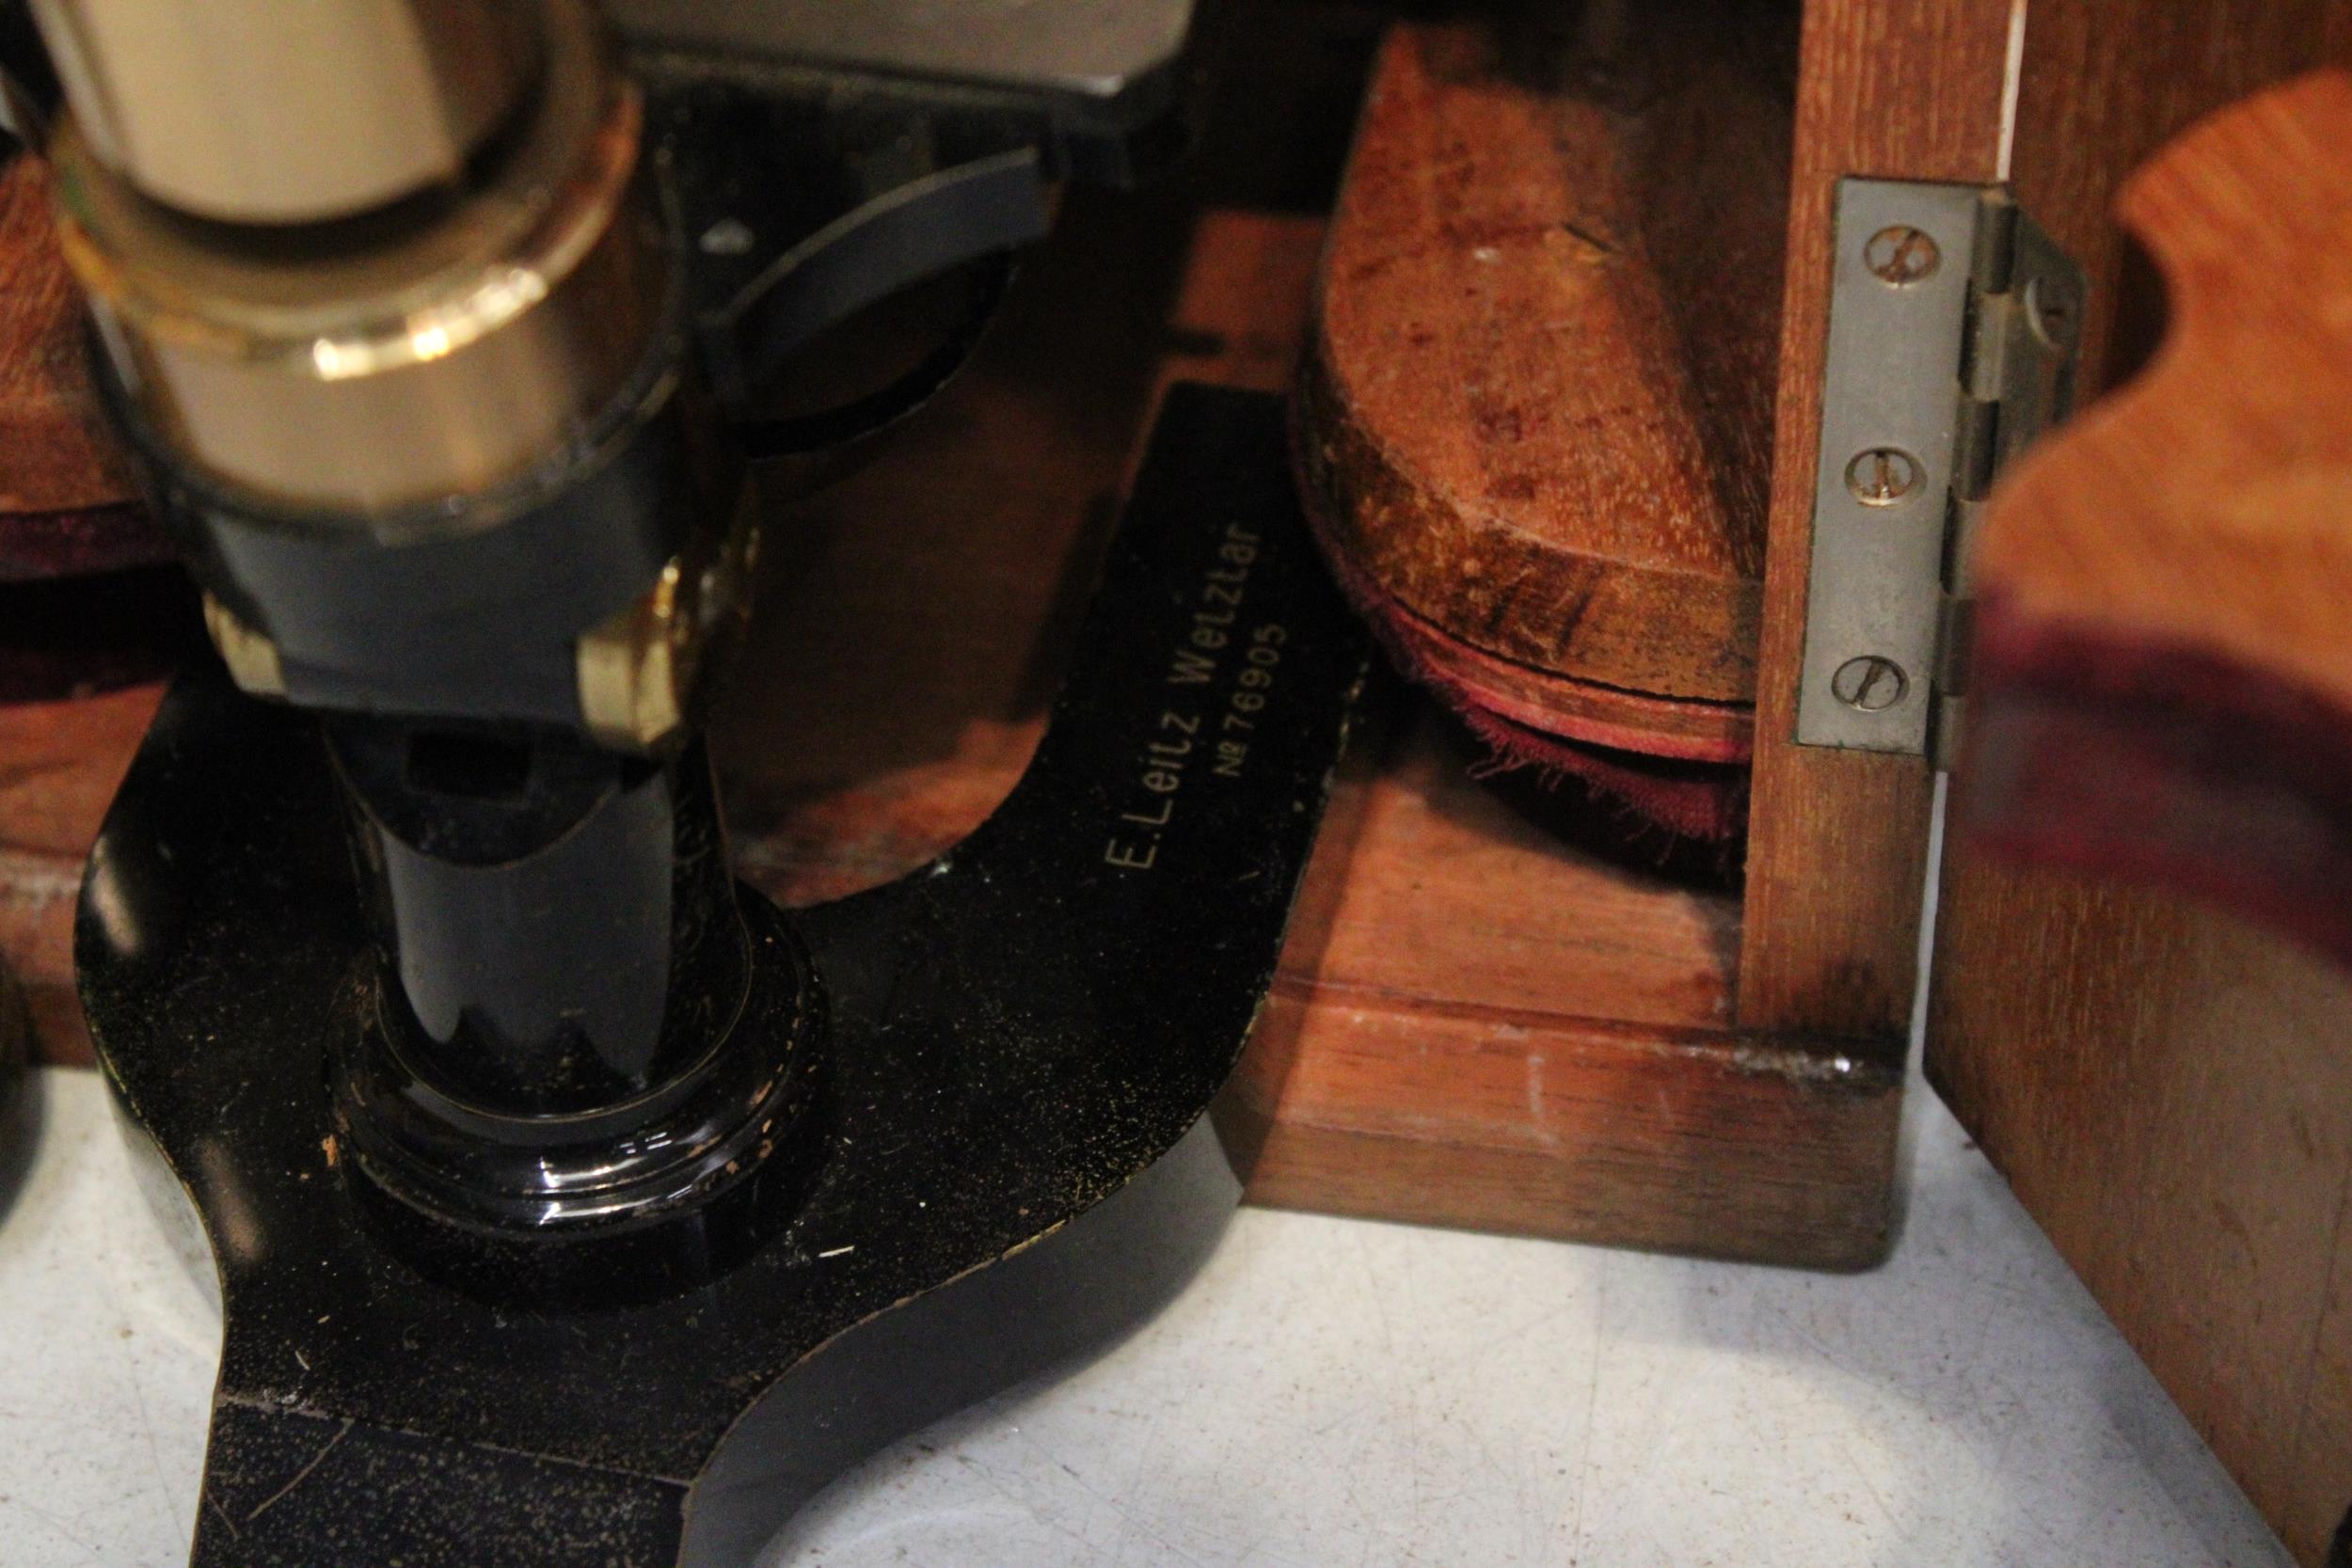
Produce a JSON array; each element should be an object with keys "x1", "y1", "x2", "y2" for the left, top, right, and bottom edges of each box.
[{"x1": 1795, "y1": 178, "x2": 2085, "y2": 768}]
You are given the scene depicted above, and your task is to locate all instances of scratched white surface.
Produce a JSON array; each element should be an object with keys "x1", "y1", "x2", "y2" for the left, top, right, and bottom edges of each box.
[{"x1": 0, "y1": 1065, "x2": 2293, "y2": 1568}]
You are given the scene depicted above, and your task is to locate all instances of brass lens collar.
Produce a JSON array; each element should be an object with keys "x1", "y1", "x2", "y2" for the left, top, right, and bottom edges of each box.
[
  {"x1": 50, "y1": 0, "x2": 668, "y2": 515},
  {"x1": 32, "y1": 0, "x2": 547, "y2": 224}
]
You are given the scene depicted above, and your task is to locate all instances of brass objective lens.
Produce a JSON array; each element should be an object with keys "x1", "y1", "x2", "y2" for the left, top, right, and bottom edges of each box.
[{"x1": 38, "y1": 0, "x2": 669, "y2": 516}]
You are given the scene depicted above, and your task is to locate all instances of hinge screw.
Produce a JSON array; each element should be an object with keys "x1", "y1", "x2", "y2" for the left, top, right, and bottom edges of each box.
[
  {"x1": 2025, "y1": 273, "x2": 2078, "y2": 347},
  {"x1": 1845, "y1": 447, "x2": 1922, "y2": 506},
  {"x1": 1864, "y1": 225, "x2": 1940, "y2": 284},
  {"x1": 1832, "y1": 656, "x2": 1909, "y2": 712}
]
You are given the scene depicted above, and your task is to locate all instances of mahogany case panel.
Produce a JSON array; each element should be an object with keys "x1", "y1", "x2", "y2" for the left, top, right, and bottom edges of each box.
[{"x1": 1938, "y1": 59, "x2": 2352, "y2": 1567}]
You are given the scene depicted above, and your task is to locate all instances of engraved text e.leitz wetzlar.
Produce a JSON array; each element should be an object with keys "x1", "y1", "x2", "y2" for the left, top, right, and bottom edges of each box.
[{"x1": 1105, "y1": 518, "x2": 1289, "y2": 872}]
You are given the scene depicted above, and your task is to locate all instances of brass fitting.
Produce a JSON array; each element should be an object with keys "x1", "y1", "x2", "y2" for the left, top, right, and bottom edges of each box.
[
  {"x1": 577, "y1": 502, "x2": 761, "y2": 752},
  {"x1": 45, "y1": 0, "x2": 667, "y2": 515},
  {"x1": 199, "y1": 594, "x2": 286, "y2": 700},
  {"x1": 32, "y1": 0, "x2": 545, "y2": 224}
]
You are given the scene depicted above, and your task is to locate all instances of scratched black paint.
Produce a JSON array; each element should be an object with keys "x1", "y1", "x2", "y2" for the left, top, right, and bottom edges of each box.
[{"x1": 74, "y1": 386, "x2": 1366, "y2": 1566}]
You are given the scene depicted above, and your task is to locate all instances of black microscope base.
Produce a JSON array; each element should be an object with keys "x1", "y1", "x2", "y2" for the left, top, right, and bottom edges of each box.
[{"x1": 74, "y1": 386, "x2": 1366, "y2": 1567}]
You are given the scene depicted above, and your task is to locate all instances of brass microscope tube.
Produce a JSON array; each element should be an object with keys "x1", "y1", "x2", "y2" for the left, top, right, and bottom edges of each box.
[
  {"x1": 37, "y1": 0, "x2": 668, "y2": 515},
  {"x1": 29, "y1": 0, "x2": 763, "y2": 1129},
  {"x1": 33, "y1": 0, "x2": 546, "y2": 223}
]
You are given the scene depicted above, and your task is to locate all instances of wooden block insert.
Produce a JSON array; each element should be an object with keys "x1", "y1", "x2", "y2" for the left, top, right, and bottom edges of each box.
[{"x1": 1299, "y1": 4, "x2": 1794, "y2": 754}]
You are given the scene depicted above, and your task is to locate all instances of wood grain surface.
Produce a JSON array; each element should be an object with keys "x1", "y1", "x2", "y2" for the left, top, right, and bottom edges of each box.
[
  {"x1": 1964, "y1": 72, "x2": 2352, "y2": 968},
  {"x1": 1736, "y1": 0, "x2": 2012, "y2": 1041},
  {"x1": 0, "y1": 152, "x2": 131, "y2": 516},
  {"x1": 1299, "y1": 3, "x2": 1791, "y2": 739},
  {"x1": 1979, "y1": 73, "x2": 2352, "y2": 735},
  {"x1": 1933, "y1": 39, "x2": 2352, "y2": 1568},
  {"x1": 0, "y1": 4, "x2": 1905, "y2": 1267}
]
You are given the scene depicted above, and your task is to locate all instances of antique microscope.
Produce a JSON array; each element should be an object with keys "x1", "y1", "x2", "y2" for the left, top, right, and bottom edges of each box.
[{"x1": 5, "y1": 3, "x2": 1362, "y2": 1562}]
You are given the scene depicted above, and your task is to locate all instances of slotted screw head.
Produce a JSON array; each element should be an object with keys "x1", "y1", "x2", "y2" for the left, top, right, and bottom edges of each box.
[
  {"x1": 1845, "y1": 447, "x2": 1923, "y2": 506},
  {"x1": 1832, "y1": 656, "x2": 1909, "y2": 712},
  {"x1": 1865, "y1": 225, "x2": 1941, "y2": 284}
]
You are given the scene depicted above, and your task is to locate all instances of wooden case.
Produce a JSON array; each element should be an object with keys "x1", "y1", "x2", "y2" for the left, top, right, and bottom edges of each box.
[{"x1": 6, "y1": 4, "x2": 2352, "y2": 1558}]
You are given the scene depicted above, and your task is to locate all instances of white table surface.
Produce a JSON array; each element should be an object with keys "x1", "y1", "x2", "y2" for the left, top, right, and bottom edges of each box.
[{"x1": 0, "y1": 1063, "x2": 2290, "y2": 1568}]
